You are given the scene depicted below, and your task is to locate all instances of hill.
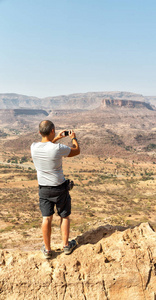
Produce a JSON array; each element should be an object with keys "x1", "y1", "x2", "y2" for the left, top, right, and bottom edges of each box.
[
  {"x1": 0, "y1": 91, "x2": 155, "y2": 110},
  {"x1": 1, "y1": 101, "x2": 156, "y2": 161}
]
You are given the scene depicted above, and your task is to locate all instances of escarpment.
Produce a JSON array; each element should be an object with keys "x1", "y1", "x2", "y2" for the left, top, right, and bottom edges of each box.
[
  {"x1": 101, "y1": 99, "x2": 154, "y2": 110},
  {"x1": 0, "y1": 223, "x2": 156, "y2": 299}
]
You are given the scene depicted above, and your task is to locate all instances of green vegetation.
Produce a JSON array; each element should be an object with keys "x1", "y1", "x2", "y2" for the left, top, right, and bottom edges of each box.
[
  {"x1": 20, "y1": 155, "x2": 28, "y2": 163},
  {"x1": 145, "y1": 143, "x2": 156, "y2": 151},
  {"x1": 0, "y1": 130, "x2": 8, "y2": 138},
  {"x1": 6, "y1": 155, "x2": 29, "y2": 164},
  {"x1": 7, "y1": 156, "x2": 18, "y2": 164},
  {"x1": 125, "y1": 146, "x2": 133, "y2": 151}
]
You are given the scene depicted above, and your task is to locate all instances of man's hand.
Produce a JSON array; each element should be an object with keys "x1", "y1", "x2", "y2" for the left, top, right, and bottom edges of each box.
[
  {"x1": 69, "y1": 130, "x2": 76, "y2": 140},
  {"x1": 68, "y1": 130, "x2": 80, "y2": 157},
  {"x1": 52, "y1": 128, "x2": 80, "y2": 156},
  {"x1": 52, "y1": 130, "x2": 71, "y2": 143},
  {"x1": 57, "y1": 130, "x2": 67, "y2": 139}
]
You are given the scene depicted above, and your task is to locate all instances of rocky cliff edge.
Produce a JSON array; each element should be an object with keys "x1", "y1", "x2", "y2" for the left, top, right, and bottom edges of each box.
[{"x1": 0, "y1": 223, "x2": 156, "y2": 300}]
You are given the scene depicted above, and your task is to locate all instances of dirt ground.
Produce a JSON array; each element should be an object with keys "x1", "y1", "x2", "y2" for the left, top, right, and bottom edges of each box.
[
  {"x1": 0, "y1": 154, "x2": 156, "y2": 251},
  {"x1": 0, "y1": 107, "x2": 156, "y2": 251}
]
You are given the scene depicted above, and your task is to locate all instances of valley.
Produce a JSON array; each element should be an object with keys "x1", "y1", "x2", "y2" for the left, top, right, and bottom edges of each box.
[{"x1": 0, "y1": 96, "x2": 156, "y2": 251}]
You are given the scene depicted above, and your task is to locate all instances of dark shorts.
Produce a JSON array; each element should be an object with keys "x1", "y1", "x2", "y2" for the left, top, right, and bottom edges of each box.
[{"x1": 39, "y1": 181, "x2": 71, "y2": 218}]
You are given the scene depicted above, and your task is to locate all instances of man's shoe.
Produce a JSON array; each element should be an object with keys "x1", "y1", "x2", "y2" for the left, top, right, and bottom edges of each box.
[
  {"x1": 63, "y1": 239, "x2": 77, "y2": 255},
  {"x1": 41, "y1": 245, "x2": 52, "y2": 259}
]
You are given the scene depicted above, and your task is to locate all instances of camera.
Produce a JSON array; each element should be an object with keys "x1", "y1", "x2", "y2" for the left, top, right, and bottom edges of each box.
[
  {"x1": 64, "y1": 130, "x2": 71, "y2": 136},
  {"x1": 66, "y1": 179, "x2": 74, "y2": 190},
  {"x1": 64, "y1": 131, "x2": 69, "y2": 136}
]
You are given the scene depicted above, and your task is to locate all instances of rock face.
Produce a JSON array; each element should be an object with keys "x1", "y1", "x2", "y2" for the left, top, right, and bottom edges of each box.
[
  {"x1": 0, "y1": 223, "x2": 156, "y2": 300},
  {"x1": 13, "y1": 109, "x2": 48, "y2": 116},
  {"x1": 0, "y1": 109, "x2": 48, "y2": 125},
  {"x1": 101, "y1": 99, "x2": 154, "y2": 110}
]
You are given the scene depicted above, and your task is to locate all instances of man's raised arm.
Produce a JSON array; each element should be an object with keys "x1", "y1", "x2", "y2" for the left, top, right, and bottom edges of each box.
[
  {"x1": 52, "y1": 130, "x2": 65, "y2": 143},
  {"x1": 68, "y1": 131, "x2": 80, "y2": 157}
]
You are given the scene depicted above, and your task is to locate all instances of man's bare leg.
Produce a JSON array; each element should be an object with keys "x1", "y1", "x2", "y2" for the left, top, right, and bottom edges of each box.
[
  {"x1": 42, "y1": 215, "x2": 53, "y2": 251},
  {"x1": 60, "y1": 216, "x2": 70, "y2": 247}
]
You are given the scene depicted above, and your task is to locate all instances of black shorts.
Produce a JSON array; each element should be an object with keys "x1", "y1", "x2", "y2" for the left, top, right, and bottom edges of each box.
[{"x1": 39, "y1": 181, "x2": 71, "y2": 218}]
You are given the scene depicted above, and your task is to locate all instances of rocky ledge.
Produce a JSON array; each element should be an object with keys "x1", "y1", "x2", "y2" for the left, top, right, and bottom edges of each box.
[
  {"x1": 101, "y1": 99, "x2": 154, "y2": 110},
  {"x1": 0, "y1": 223, "x2": 156, "y2": 300}
]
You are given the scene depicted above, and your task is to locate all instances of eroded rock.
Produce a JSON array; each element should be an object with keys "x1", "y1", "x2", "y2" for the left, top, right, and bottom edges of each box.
[{"x1": 0, "y1": 223, "x2": 156, "y2": 300}]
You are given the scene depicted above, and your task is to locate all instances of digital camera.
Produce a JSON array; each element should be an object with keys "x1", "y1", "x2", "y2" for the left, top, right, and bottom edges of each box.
[
  {"x1": 66, "y1": 179, "x2": 74, "y2": 190},
  {"x1": 64, "y1": 131, "x2": 69, "y2": 136}
]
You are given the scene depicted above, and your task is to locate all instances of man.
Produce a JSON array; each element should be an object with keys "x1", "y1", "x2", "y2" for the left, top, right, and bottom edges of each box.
[{"x1": 31, "y1": 120, "x2": 80, "y2": 258}]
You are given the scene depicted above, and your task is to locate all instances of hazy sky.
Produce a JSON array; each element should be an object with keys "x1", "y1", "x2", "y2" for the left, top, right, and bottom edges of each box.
[{"x1": 0, "y1": 0, "x2": 156, "y2": 97}]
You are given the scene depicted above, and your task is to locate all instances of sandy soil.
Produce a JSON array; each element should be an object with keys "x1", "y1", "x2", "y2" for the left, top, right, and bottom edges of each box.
[{"x1": 0, "y1": 154, "x2": 156, "y2": 252}]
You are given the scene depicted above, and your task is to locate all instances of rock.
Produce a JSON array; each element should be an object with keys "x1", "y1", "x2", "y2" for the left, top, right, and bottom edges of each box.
[
  {"x1": 0, "y1": 251, "x2": 5, "y2": 266},
  {"x1": 0, "y1": 223, "x2": 156, "y2": 299},
  {"x1": 101, "y1": 99, "x2": 154, "y2": 110}
]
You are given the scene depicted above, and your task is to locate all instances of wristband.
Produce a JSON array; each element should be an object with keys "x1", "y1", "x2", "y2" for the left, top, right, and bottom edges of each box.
[{"x1": 72, "y1": 138, "x2": 77, "y2": 141}]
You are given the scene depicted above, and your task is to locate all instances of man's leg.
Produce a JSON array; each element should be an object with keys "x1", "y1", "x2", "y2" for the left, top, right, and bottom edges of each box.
[
  {"x1": 60, "y1": 216, "x2": 70, "y2": 247},
  {"x1": 42, "y1": 215, "x2": 53, "y2": 251}
]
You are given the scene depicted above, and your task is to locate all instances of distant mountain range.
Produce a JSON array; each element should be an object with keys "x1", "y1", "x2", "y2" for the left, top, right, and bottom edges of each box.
[{"x1": 0, "y1": 91, "x2": 156, "y2": 110}]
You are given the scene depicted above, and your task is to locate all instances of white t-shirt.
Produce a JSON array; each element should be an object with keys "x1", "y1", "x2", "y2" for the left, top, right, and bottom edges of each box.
[{"x1": 31, "y1": 142, "x2": 71, "y2": 186}]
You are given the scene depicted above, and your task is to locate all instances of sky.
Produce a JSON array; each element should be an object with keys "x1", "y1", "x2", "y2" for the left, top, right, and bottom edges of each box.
[{"x1": 0, "y1": 0, "x2": 156, "y2": 98}]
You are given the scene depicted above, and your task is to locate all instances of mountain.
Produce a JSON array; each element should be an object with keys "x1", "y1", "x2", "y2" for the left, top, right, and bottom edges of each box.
[
  {"x1": 0, "y1": 91, "x2": 155, "y2": 110},
  {"x1": 146, "y1": 96, "x2": 156, "y2": 106}
]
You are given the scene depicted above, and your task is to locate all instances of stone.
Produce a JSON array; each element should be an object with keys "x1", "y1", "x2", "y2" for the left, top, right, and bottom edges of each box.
[{"x1": 0, "y1": 223, "x2": 156, "y2": 299}]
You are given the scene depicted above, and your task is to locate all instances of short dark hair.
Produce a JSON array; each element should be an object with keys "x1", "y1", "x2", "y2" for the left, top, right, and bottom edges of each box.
[{"x1": 39, "y1": 120, "x2": 55, "y2": 137}]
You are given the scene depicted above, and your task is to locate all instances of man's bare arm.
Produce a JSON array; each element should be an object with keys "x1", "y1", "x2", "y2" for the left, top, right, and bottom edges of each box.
[
  {"x1": 52, "y1": 130, "x2": 65, "y2": 143},
  {"x1": 52, "y1": 129, "x2": 80, "y2": 157},
  {"x1": 68, "y1": 131, "x2": 80, "y2": 157}
]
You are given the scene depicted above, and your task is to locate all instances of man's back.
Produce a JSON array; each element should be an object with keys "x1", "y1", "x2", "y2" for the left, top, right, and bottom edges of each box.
[{"x1": 31, "y1": 141, "x2": 70, "y2": 186}]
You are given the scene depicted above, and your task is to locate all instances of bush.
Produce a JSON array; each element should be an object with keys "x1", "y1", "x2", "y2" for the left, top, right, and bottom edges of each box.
[
  {"x1": 145, "y1": 144, "x2": 156, "y2": 151},
  {"x1": 20, "y1": 156, "x2": 28, "y2": 163}
]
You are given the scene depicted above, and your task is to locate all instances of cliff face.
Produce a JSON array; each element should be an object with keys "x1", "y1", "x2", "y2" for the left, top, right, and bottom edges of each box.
[
  {"x1": 13, "y1": 109, "x2": 48, "y2": 116},
  {"x1": 0, "y1": 223, "x2": 156, "y2": 300},
  {"x1": 101, "y1": 99, "x2": 154, "y2": 110},
  {"x1": 0, "y1": 109, "x2": 48, "y2": 125}
]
